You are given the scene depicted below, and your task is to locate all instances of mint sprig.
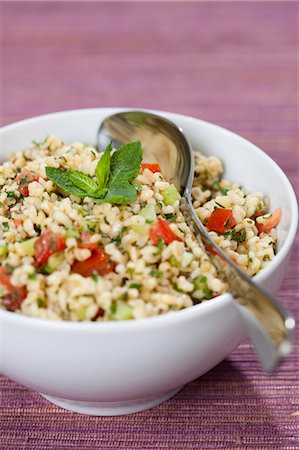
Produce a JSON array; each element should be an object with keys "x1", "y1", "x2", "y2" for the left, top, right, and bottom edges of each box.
[{"x1": 45, "y1": 141, "x2": 142, "y2": 205}]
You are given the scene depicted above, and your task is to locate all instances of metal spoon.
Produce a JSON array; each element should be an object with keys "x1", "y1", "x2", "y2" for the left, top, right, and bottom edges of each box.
[{"x1": 98, "y1": 110, "x2": 295, "y2": 372}]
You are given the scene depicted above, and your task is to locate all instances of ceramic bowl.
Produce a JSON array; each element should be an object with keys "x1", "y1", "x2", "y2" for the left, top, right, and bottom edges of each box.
[{"x1": 0, "y1": 108, "x2": 297, "y2": 415}]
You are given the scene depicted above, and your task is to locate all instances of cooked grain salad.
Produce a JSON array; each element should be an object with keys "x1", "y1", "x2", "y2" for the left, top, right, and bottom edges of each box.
[{"x1": 0, "y1": 136, "x2": 281, "y2": 321}]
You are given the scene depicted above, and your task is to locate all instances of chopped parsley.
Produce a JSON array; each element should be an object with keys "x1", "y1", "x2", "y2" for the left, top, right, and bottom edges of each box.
[
  {"x1": 150, "y1": 269, "x2": 163, "y2": 278},
  {"x1": 165, "y1": 213, "x2": 176, "y2": 222},
  {"x1": 28, "y1": 273, "x2": 37, "y2": 280},
  {"x1": 154, "y1": 237, "x2": 164, "y2": 256},
  {"x1": 220, "y1": 188, "x2": 229, "y2": 196},
  {"x1": 112, "y1": 226, "x2": 127, "y2": 245},
  {"x1": 1, "y1": 222, "x2": 10, "y2": 231},
  {"x1": 223, "y1": 229, "x2": 246, "y2": 242},
  {"x1": 129, "y1": 283, "x2": 141, "y2": 289}
]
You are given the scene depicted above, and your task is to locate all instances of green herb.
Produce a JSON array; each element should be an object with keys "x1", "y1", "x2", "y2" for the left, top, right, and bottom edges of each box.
[
  {"x1": 4, "y1": 211, "x2": 11, "y2": 219},
  {"x1": 28, "y1": 273, "x2": 37, "y2": 280},
  {"x1": 263, "y1": 255, "x2": 270, "y2": 261},
  {"x1": 101, "y1": 141, "x2": 142, "y2": 204},
  {"x1": 150, "y1": 269, "x2": 163, "y2": 278},
  {"x1": 173, "y1": 282, "x2": 184, "y2": 293},
  {"x1": 37, "y1": 298, "x2": 46, "y2": 308},
  {"x1": 169, "y1": 255, "x2": 180, "y2": 267},
  {"x1": 130, "y1": 283, "x2": 141, "y2": 289},
  {"x1": 112, "y1": 226, "x2": 127, "y2": 245},
  {"x1": 46, "y1": 141, "x2": 142, "y2": 205},
  {"x1": 221, "y1": 188, "x2": 229, "y2": 195},
  {"x1": 104, "y1": 216, "x2": 109, "y2": 225},
  {"x1": 95, "y1": 142, "x2": 112, "y2": 188},
  {"x1": 45, "y1": 167, "x2": 92, "y2": 198},
  {"x1": 165, "y1": 213, "x2": 176, "y2": 222},
  {"x1": 68, "y1": 170, "x2": 98, "y2": 192},
  {"x1": 91, "y1": 272, "x2": 99, "y2": 282},
  {"x1": 154, "y1": 237, "x2": 164, "y2": 256},
  {"x1": 32, "y1": 137, "x2": 48, "y2": 148},
  {"x1": 133, "y1": 181, "x2": 142, "y2": 192},
  {"x1": 224, "y1": 229, "x2": 246, "y2": 242},
  {"x1": 193, "y1": 275, "x2": 213, "y2": 299},
  {"x1": 87, "y1": 222, "x2": 96, "y2": 233},
  {"x1": 6, "y1": 191, "x2": 16, "y2": 198},
  {"x1": 0, "y1": 202, "x2": 3, "y2": 207},
  {"x1": 248, "y1": 255, "x2": 253, "y2": 263},
  {"x1": 1, "y1": 222, "x2": 9, "y2": 231}
]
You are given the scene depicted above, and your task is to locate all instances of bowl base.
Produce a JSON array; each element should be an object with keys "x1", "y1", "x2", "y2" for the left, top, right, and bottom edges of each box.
[{"x1": 40, "y1": 386, "x2": 182, "y2": 416}]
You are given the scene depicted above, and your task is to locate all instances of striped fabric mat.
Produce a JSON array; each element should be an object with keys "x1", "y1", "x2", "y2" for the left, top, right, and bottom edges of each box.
[{"x1": 1, "y1": 2, "x2": 298, "y2": 449}]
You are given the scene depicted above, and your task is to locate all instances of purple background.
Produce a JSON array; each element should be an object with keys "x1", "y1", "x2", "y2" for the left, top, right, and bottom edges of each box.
[{"x1": 1, "y1": 2, "x2": 298, "y2": 449}]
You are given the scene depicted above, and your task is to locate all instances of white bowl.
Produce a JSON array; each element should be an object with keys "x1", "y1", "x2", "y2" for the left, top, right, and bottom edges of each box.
[{"x1": 0, "y1": 108, "x2": 297, "y2": 416}]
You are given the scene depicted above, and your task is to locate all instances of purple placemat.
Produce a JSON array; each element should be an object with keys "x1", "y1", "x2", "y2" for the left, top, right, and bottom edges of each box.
[{"x1": 1, "y1": 2, "x2": 298, "y2": 449}]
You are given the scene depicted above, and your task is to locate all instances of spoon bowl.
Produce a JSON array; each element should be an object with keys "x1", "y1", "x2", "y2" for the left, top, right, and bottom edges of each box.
[{"x1": 98, "y1": 110, "x2": 296, "y2": 372}]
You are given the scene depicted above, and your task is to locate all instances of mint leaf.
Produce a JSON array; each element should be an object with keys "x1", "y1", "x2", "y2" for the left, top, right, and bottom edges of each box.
[
  {"x1": 46, "y1": 141, "x2": 143, "y2": 205},
  {"x1": 109, "y1": 141, "x2": 142, "y2": 187},
  {"x1": 68, "y1": 171, "x2": 98, "y2": 192},
  {"x1": 101, "y1": 141, "x2": 142, "y2": 204},
  {"x1": 101, "y1": 182, "x2": 137, "y2": 204},
  {"x1": 96, "y1": 143, "x2": 112, "y2": 189},
  {"x1": 45, "y1": 167, "x2": 88, "y2": 198},
  {"x1": 88, "y1": 187, "x2": 108, "y2": 199}
]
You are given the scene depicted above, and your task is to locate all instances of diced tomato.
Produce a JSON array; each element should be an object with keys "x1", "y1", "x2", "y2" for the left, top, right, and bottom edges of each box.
[
  {"x1": 206, "y1": 208, "x2": 236, "y2": 234},
  {"x1": 0, "y1": 266, "x2": 27, "y2": 312},
  {"x1": 256, "y1": 208, "x2": 282, "y2": 234},
  {"x1": 72, "y1": 247, "x2": 115, "y2": 277},
  {"x1": 149, "y1": 219, "x2": 182, "y2": 245},
  {"x1": 13, "y1": 219, "x2": 23, "y2": 227},
  {"x1": 141, "y1": 163, "x2": 161, "y2": 173},
  {"x1": 16, "y1": 169, "x2": 39, "y2": 196},
  {"x1": 78, "y1": 232, "x2": 99, "y2": 252},
  {"x1": 34, "y1": 230, "x2": 66, "y2": 267}
]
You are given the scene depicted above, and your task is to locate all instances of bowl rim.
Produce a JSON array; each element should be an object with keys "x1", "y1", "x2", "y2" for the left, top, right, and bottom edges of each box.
[{"x1": 1, "y1": 107, "x2": 298, "y2": 331}]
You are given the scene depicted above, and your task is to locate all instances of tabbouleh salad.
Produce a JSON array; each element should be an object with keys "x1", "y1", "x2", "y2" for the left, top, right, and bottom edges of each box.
[{"x1": 0, "y1": 136, "x2": 281, "y2": 321}]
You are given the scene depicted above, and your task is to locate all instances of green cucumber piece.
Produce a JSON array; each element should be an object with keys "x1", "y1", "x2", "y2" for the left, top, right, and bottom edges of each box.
[
  {"x1": 20, "y1": 238, "x2": 37, "y2": 256},
  {"x1": 110, "y1": 302, "x2": 133, "y2": 321},
  {"x1": 161, "y1": 185, "x2": 180, "y2": 206},
  {"x1": 0, "y1": 243, "x2": 8, "y2": 258},
  {"x1": 42, "y1": 251, "x2": 64, "y2": 274},
  {"x1": 131, "y1": 223, "x2": 150, "y2": 236},
  {"x1": 139, "y1": 204, "x2": 157, "y2": 223}
]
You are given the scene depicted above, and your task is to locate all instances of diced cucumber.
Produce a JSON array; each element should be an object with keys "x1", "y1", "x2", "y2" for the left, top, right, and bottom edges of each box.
[
  {"x1": 0, "y1": 243, "x2": 8, "y2": 258},
  {"x1": 20, "y1": 238, "x2": 37, "y2": 256},
  {"x1": 169, "y1": 255, "x2": 180, "y2": 267},
  {"x1": 110, "y1": 302, "x2": 133, "y2": 321},
  {"x1": 75, "y1": 306, "x2": 87, "y2": 321},
  {"x1": 131, "y1": 223, "x2": 150, "y2": 236},
  {"x1": 193, "y1": 275, "x2": 213, "y2": 299},
  {"x1": 42, "y1": 252, "x2": 64, "y2": 274},
  {"x1": 65, "y1": 228, "x2": 80, "y2": 238},
  {"x1": 139, "y1": 204, "x2": 157, "y2": 223},
  {"x1": 162, "y1": 185, "x2": 180, "y2": 206}
]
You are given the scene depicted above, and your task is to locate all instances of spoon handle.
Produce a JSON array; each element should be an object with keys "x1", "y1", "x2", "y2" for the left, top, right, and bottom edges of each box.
[{"x1": 183, "y1": 195, "x2": 295, "y2": 372}]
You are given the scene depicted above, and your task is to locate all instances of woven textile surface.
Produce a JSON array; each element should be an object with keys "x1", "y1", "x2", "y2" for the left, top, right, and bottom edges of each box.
[{"x1": 1, "y1": 2, "x2": 298, "y2": 449}]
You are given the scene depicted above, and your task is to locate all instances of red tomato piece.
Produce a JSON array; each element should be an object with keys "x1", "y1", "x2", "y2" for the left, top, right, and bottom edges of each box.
[
  {"x1": 72, "y1": 247, "x2": 115, "y2": 277},
  {"x1": 34, "y1": 230, "x2": 66, "y2": 267},
  {"x1": 141, "y1": 163, "x2": 161, "y2": 173},
  {"x1": 256, "y1": 208, "x2": 282, "y2": 234},
  {"x1": 0, "y1": 266, "x2": 27, "y2": 312},
  {"x1": 16, "y1": 169, "x2": 39, "y2": 196},
  {"x1": 13, "y1": 219, "x2": 23, "y2": 227},
  {"x1": 149, "y1": 219, "x2": 182, "y2": 245},
  {"x1": 78, "y1": 232, "x2": 99, "y2": 252},
  {"x1": 206, "y1": 209, "x2": 236, "y2": 234}
]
